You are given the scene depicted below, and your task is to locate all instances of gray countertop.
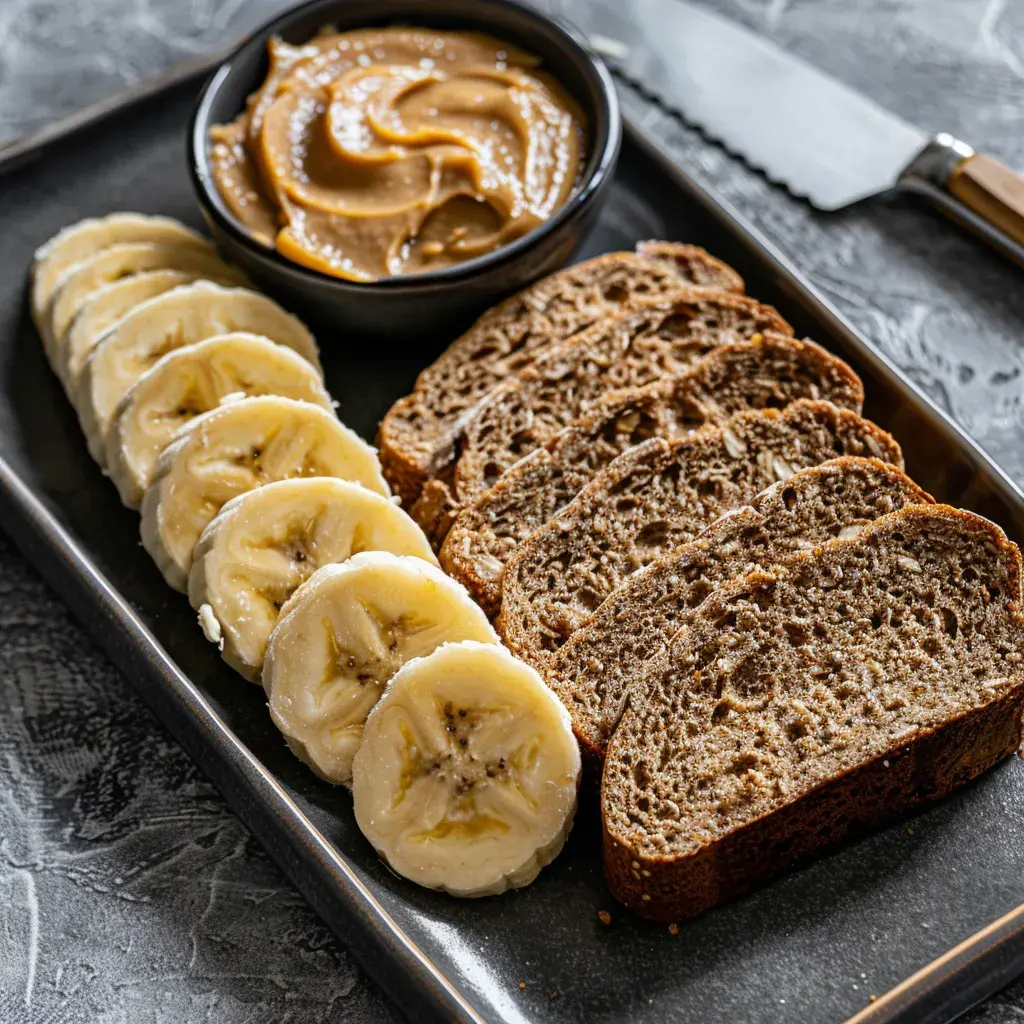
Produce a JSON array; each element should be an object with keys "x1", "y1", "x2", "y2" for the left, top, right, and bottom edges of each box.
[{"x1": 1, "y1": 1, "x2": 1023, "y2": 1021}]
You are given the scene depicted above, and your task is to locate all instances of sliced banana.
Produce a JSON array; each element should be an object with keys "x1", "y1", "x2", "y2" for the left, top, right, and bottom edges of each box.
[
  {"x1": 76, "y1": 281, "x2": 320, "y2": 463},
  {"x1": 142, "y1": 396, "x2": 389, "y2": 591},
  {"x1": 31, "y1": 213, "x2": 207, "y2": 357},
  {"x1": 48, "y1": 240, "x2": 247, "y2": 360},
  {"x1": 106, "y1": 333, "x2": 333, "y2": 508},
  {"x1": 352, "y1": 640, "x2": 581, "y2": 897},
  {"x1": 61, "y1": 270, "x2": 199, "y2": 392},
  {"x1": 264, "y1": 553, "x2": 499, "y2": 786},
  {"x1": 188, "y1": 477, "x2": 436, "y2": 680}
]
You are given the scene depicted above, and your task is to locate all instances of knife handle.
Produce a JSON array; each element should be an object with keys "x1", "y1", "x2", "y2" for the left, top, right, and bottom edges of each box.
[
  {"x1": 899, "y1": 135, "x2": 1024, "y2": 267},
  {"x1": 947, "y1": 154, "x2": 1024, "y2": 249}
]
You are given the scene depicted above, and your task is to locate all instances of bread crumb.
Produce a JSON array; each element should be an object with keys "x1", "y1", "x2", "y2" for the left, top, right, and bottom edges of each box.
[
  {"x1": 907, "y1": 827, "x2": 914, "y2": 835},
  {"x1": 668, "y1": 923, "x2": 679, "y2": 935},
  {"x1": 598, "y1": 910, "x2": 611, "y2": 925},
  {"x1": 869, "y1": 994, "x2": 877, "y2": 1003},
  {"x1": 519, "y1": 981, "x2": 526, "y2": 990}
]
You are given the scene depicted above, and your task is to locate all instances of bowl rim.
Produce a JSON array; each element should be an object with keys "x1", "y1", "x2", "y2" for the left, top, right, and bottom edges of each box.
[{"x1": 187, "y1": 0, "x2": 622, "y2": 292}]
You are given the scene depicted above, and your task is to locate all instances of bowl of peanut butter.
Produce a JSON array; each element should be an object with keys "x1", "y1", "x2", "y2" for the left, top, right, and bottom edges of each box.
[{"x1": 189, "y1": 0, "x2": 620, "y2": 340}]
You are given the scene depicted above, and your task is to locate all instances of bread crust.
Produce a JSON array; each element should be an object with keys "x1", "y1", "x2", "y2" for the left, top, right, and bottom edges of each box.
[
  {"x1": 378, "y1": 244, "x2": 744, "y2": 505},
  {"x1": 601, "y1": 504, "x2": 1024, "y2": 921},
  {"x1": 603, "y1": 684, "x2": 1024, "y2": 921}
]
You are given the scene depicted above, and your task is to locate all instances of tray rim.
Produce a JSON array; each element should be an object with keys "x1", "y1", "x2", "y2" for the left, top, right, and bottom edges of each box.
[{"x1": 2, "y1": 56, "x2": 1023, "y2": 1024}]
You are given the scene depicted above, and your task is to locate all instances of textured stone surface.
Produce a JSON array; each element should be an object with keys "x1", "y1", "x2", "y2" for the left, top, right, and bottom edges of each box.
[{"x1": 1, "y1": 0, "x2": 1023, "y2": 1021}]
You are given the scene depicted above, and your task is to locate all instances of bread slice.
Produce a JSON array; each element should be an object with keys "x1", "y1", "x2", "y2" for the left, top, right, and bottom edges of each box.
[
  {"x1": 444, "y1": 290, "x2": 795, "y2": 517},
  {"x1": 497, "y1": 400, "x2": 903, "y2": 671},
  {"x1": 411, "y1": 290, "x2": 793, "y2": 541},
  {"x1": 440, "y1": 336, "x2": 863, "y2": 614},
  {"x1": 602, "y1": 504, "x2": 1024, "y2": 921},
  {"x1": 377, "y1": 243, "x2": 744, "y2": 505},
  {"x1": 552, "y1": 458, "x2": 933, "y2": 765}
]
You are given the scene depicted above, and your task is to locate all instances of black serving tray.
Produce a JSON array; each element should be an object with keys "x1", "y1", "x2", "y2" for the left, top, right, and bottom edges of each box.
[{"x1": 1, "y1": 71, "x2": 1024, "y2": 1024}]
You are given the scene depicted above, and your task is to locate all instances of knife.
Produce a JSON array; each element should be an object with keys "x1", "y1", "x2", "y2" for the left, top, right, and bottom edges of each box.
[{"x1": 567, "y1": 0, "x2": 1024, "y2": 267}]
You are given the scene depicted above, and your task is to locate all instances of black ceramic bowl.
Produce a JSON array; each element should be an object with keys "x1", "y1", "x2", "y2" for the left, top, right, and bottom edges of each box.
[{"x1": 188, "y1": 0, "x2": 621, "y2": 341}]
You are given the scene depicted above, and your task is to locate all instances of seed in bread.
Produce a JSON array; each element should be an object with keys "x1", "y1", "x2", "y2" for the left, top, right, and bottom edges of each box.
[
  {"x1": 497, "y1": 400, "x2": 903, "y2": 671},
  {"x1": 552, "y1": 457, "x2": 933, "y2": 764},
  {"x1": 377, "y1": 243, "x2": 744, "y2": 506},
  {"x1": 602, "y1": 504, "x2": 1024, "y2": 920},
  {"x1": 441, "y1": 335, "x2": 863, "y2": 614}
]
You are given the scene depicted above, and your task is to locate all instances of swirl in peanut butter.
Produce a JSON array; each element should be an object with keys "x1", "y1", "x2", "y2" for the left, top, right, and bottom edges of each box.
[{"x1": 210, "y1": 28, "x2": 585, "y2": 281}]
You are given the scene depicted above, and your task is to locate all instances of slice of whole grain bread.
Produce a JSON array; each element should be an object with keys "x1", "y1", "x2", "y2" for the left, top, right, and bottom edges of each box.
[
  {"x1": 413, "y1": 290, "x2": 793, "y2": 541},
  {"x1": 440, "y1": 335, "x2": 863, "y2": 614},
  {"x1": 496, "y1": 400, "x2": 902, "y2": 671},
  {"x1": 445, "y1": 291, "x2": 794, "y2": 519},
  {"x1": 551, "y1": 457, "x2": 932, "y2": 765},
  {"x1": 602, "y1": 504, "x2": 1024, "y2": 921},
  {"x1": 377, "y1": 243, "x2": 744, "y2": 505}
]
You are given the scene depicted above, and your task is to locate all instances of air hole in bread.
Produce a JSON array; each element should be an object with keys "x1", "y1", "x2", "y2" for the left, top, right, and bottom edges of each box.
[
  {"x1": 784, "y1": 622, "x2": 809, "y2": 646},
  {"x1": 636, "y1": 521, "x2": 670, "y2": 549}
]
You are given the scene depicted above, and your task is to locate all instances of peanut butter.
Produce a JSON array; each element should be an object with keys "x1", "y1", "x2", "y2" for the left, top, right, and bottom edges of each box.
[{"x1": 210, "y1": 27, "x2": 584, "y2": 281}]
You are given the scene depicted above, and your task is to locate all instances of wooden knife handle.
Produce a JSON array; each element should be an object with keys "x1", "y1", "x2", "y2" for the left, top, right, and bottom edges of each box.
[
  {"x1": 899, "y1": 136, "x2": 1024, "y2": 267},
  {"x1": 948, "y1": 153, "x2": 1024, "y2": 248}
]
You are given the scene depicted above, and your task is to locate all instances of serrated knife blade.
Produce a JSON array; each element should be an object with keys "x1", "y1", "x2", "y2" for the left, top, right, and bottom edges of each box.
[{"x1": 567, "y1": 0, "x2": 1024, "y2": 266}]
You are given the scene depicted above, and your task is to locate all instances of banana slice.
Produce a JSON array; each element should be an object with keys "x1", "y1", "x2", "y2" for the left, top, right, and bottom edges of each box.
[
  {"x1": 106, "y1": 333, "x2": 333, "y2": 508},
  {"x1": 31, "y1": 213, "x2": 208, "y2": 358},
  {"x1": 352, "y1": 640, "x2": 581, "y2": 897},
  {"x1": 141, "y1": 396, "x2": 388, "y2": 591},
  {"x1": 76, "y1": 281, "x2": 320, "y2": 463},
  {"x1": 189, "y1": 477, "x2": 436, "y2": 680},
  {"x1": 61, "y1": 270, "x2": 198, "y2": 392},
  {"x1": 264, "y1": 553, "x2": 498, "y2": 786},
  {"x1": 48, "y1": 240, "x2": 247, "y2": 361}
]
